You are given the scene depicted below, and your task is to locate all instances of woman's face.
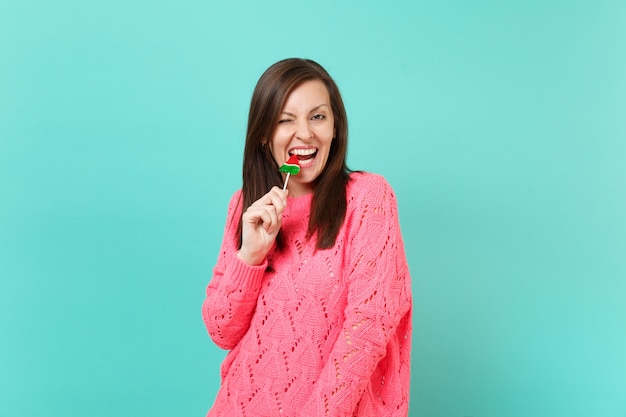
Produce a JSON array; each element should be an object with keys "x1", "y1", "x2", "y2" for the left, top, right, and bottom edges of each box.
[{"x1": 269, "y1": 79, "x2": 335, "y2": 197}]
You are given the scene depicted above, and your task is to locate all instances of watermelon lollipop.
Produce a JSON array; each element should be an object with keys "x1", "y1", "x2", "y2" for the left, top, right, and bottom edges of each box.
[{"x1": 280, "y1": 154, "x2": 301, "y2": 191}]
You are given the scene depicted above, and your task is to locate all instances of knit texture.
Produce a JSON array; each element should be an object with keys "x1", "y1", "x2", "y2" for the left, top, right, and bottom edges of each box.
[{"x1": 202, "y1": 172, "x2": 412, "y2": 417}]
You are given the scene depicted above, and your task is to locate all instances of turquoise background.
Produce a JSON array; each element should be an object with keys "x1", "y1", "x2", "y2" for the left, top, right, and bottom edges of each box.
[{"x1": 1, "y1": 0, "x2": 625, "y2": 416}]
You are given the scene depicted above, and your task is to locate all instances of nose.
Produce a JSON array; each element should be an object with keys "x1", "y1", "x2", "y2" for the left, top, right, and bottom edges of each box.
[{"x1": 294, "y1": 118, "x2": 313, "y2": 140}]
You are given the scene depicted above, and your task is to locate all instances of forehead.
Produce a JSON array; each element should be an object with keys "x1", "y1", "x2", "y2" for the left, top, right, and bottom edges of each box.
[{"x1": 282, "y1": 79, "x2": 330, "y2": 110}]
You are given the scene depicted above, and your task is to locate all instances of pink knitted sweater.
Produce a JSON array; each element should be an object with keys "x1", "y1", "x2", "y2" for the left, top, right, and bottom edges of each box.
[{"x1": 202, "y1": 172, "x2": 412, "y2": 417}]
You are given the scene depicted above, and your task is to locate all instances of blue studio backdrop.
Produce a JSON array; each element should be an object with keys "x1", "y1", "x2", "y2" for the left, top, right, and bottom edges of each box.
[{"x1": 1, "y1": 1, "x2": 625, "y2": 416}]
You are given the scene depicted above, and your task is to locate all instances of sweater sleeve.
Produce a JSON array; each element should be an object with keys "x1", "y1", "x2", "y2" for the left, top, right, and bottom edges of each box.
[
  {"x1": 301, "y1": 175, "x2": 412, "y2": 416},
  {"x1": 202, "y1": 191, "x2": 267, "y2": 350}
]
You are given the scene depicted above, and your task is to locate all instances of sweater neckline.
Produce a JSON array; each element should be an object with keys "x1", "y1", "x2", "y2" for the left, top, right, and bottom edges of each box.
[{"x1": 285, "y1": 192, "x2": 313, "y2": 213}]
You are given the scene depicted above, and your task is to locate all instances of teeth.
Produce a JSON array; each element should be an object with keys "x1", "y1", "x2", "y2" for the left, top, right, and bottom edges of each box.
[{"x1": 289, "y1": 148, "x2": 317, "y2": 156}]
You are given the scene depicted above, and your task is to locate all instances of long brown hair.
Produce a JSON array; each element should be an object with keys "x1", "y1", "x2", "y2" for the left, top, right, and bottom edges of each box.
[{"x1": 236, "y1": 58, "x2": 351, "y2": 250}]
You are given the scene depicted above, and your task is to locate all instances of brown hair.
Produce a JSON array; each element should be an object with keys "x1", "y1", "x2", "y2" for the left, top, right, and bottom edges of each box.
[{"x1": 236, "y1": 58, "x2": 351, "y2": 250}]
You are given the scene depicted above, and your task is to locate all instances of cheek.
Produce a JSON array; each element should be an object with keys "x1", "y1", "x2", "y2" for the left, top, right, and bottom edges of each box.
[
  {"x1": 315, "y1": 127, "x2": 334, "y2": 144},
  {"x1": 322, "y1": 134, "x2": 334, "y2": 152},
  {"x1": 269, "y1": 131, "x2": 288, "y2": 152}
]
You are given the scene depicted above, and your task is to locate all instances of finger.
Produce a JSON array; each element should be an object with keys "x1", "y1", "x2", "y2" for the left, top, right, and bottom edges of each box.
[
  {"x1": 251, "y1": 187, "x2": 288, "y2": 208},
  {"x1": 260, "y1": 206, "x2": 279, "y2": 234},
  {"x1": 269, "y1": 186, "x2": 289, "y2": 202},
  {"x1": 265, "y1": 187, "x2": 288, "y2": 214},
  {"x1": 244, "y1": 205, "x2": 279, "y2": 234}
]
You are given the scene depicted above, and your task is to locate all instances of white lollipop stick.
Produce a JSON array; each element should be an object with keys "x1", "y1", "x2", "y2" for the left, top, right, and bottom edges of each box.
[{"x1": 282, "y1": 173, "x2": 291, "y2": 191}]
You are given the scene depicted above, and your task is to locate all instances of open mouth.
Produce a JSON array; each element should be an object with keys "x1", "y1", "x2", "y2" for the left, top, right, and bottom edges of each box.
[{"x1": 288, "y1": 148, "x2": 318, "y2": 165}]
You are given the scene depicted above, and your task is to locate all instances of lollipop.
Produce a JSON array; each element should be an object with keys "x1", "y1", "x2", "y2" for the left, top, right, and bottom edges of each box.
[{"x1": 279, "y1": 154, "x2": 301, "y2": 191}]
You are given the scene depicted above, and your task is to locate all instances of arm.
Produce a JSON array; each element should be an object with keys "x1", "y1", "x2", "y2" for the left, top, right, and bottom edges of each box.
[
  {"x1": 202, "y1": 187, "x2": 288, "y2": 350},
  {"x1": 201, "y1": 191, "x2": 267, "y2": 350},
  {"x1": 301, "y1": 176, "x2": 412, "y2": 416}
]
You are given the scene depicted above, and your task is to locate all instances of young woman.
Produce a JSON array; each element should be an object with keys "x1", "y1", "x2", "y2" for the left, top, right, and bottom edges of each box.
[{"x1": 202, "y1": 58, "x2": 412, "y2": 417}]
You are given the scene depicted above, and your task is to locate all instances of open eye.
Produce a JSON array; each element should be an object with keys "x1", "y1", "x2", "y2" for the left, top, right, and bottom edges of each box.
[{"x1": 311, "y1": 113, "x2": 326, "y2": 120}]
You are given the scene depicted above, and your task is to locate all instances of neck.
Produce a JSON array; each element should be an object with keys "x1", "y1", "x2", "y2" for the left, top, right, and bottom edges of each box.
[{"x1": 287, "y1": 183, "x2": 313, "y2": 198}]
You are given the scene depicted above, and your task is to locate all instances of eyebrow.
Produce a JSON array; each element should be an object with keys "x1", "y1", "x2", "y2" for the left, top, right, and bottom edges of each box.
[{"x1": 280, "y1": 104, "x2": 330, "y2": 117}]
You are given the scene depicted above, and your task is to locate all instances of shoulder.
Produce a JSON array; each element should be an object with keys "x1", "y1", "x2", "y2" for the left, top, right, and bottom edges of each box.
[
  {"x1": 347, "y1": 171, "x2": 397, "y2": 203},
  {"x1": 224, "y1": 189, "x2": 243, "y2": 226},
  {"x1": 342, "y1": 172, "x2": 404, "y2": 242},
  {"x1": 227, "y1": 189, "x2": 243, "y2": 208},
  {"x1": 345, "y1": 172, "x2": 400, "y2": 222}
]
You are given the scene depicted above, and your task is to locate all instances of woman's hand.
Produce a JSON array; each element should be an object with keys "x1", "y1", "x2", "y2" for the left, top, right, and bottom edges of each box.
[{"x1": 237, "y1": 186, "x2": 288, "y2": 266}]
